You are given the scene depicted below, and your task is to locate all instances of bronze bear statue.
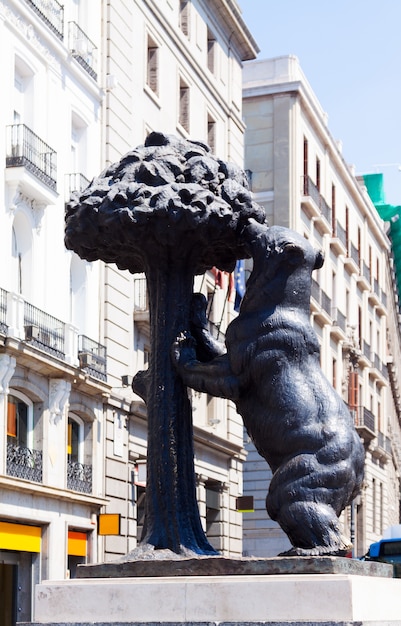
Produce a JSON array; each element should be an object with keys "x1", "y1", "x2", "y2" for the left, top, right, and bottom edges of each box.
[{"x1": 172, "y1": 219, "x2": 365, "y2": 556}]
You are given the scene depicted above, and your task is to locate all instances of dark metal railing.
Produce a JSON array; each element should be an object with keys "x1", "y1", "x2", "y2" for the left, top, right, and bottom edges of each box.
[
  {"x1": 336, "y1": 222, "x2": 347, "y2": 248},
  {"x1": 65, "y1": 172, "x2": 90, "y2": 201},
  {"x1": 331, "y1": 307, "x2": 346, "y2": 332},
  {"x1": 25, "y1": 0, "x2": 64, "y2": 38},
  {"x1": 68, "y1": 22, "x2": 97, "y2": 80},
  {"x1": 6, "y1": 124, "x2": 57, "y2": 191},
  {"x1": 363, "y1": 261, "x2": 371, "y2": 283},
  {"x1": 381, "y1": 290, "x2": 387, "y2": 308},
  {"x1": 354, "y1": 406, "x2": 375, "y2": 432},
  {"x1": 6, "y1": 442, "x2": 43, "y2": 483},
  {"x1": 0, "y1": 287, "x2": 7, "y2": 334},
  {"x1": 78, "y1": 335, "x2": 107, "y2": 381},
  {"x1": 362, "y1": 340, "x2": 371, "y2": 361},
  {"x1": 373, "y1": 353, "x2": 382, "y2": 372},
  {"x1": 67, "y1": 460, "x2": 92, "y2": 493},
  {"x1": 377, "y1": 432, "x2": 392, "y2": 454},
  {"x1": 24, "y1": 302, "x2": 65, "y2": 359},
  {"x1": 311, "y1": 279, "x2": 331, "y2": 315},
  {"x1": 302, "y1": 175, "x2": 331, "y2": 223},
  {"x1": 350, "y1": 242, "x2": 359, "y2": 266},
  {"x1": 134, "y1": 277, "x2": 148, "y2": 312}
]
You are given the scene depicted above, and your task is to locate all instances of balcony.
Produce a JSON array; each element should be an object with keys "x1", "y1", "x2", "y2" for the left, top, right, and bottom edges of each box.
[
  {"x1": 310, "y1": 279, "x2": 332, "y2": 324},
  {"x1": 6, "y1": 442, "x2": 43, "y2": 483},
  {"x1": 134, "y1": 276, "x2": 150, "y2": 336},
  {"x1": 357, "y1": 261, "x2": 371, "y2": 290},
  {"x1": 25, "y1": 0, "x2": 64, "y2": 39},
  {"x1": 24, "y1": 302, "x2": 65, "y2": 360},
  {"x1": 67, "y1": 460, "x2": 92, "y2": 493},
  {"x1": 344, "y1": 242, "x2": 359, "y2": 275},
  {"x1": 1, "y1": 289, "x2": 107, "y2": 382},
  {"x1": 352, "y1": 405, "x2": 375, "y2": 444},
  {"x1": 330, "y1": 222, "x2": 347, "y2": 256},
  {"x1": 65, "y1": 172, "x2": 90, "y2": 203},
  {"x1": 78, "y1": 335, "x2": 107, "y2": 382},
  {"x1": 301, "y1": 176, "x2": 331, "y2": 234},
  {"x1": 330, "y1": 307, "x2": 347, "y2": 339},
  {"x1": 68, "y1": 22, "x2": 97, "y2": 80},
  {"x1": 372, "y1": 431, "x2": 392, "y2": 463},
  {"x1": 358, "y1": 339, "x2": 371, "y2": 368},
  {"x1": 6, "y1": 124, "x2": 57, "y2": 192}
]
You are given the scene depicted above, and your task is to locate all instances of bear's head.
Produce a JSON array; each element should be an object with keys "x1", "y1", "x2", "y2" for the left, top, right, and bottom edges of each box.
[{"x1": 240, "y1": 219, "x2": 324, "y2": 311}]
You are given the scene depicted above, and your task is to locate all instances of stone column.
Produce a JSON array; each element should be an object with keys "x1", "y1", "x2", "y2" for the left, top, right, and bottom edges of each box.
[{"x1": 46, "y1": 379, "x2": 71, "y2": 488}]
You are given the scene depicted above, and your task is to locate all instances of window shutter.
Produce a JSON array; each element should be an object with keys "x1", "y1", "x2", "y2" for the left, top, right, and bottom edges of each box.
[{"x1": 7, "y1": 401, "x2": 17, "y2": 437}]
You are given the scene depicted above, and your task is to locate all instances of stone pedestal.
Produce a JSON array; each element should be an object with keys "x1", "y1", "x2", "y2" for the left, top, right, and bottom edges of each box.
[{"x1": 21, "y1": 557, "x2": 401, "y2": 626}]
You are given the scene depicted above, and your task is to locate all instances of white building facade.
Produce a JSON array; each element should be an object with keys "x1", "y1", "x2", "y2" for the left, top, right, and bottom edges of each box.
[
  {"x1": 0, "y1": 3, "x2": 262, "y2": 622},
  {"x1": 0, "y1": 1, "x2": 109, "y2": 623},
  {"x1": 242, "y1": 56, "x2": 401, "y2": 558}
]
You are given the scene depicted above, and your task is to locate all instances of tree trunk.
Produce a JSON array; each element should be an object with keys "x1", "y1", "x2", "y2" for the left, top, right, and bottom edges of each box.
[{"x1": 141, "y1": 257, "x2": 217, "y2": 554}]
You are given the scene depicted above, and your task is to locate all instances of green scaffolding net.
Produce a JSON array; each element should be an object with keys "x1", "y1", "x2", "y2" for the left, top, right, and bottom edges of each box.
[{"x1": 363, "y1": 173, "x2": 401, "y2": 299}]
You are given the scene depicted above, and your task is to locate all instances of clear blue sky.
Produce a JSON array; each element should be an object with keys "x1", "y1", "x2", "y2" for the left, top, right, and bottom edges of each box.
[{"x1": 239, "y1": 0, "x2": 401, "y2": 206}]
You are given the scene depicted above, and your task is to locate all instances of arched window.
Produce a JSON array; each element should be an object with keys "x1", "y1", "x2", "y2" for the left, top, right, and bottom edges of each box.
[
  {"x1": 67, "y1": 414, "x2": 92, "y2": 493},
  {"x1": 67, "y1": 415, "x2": 84, "y2": 464},
  {"x1": 7, "y1": 392, "x2": 33, "y2": 448},
  {"x1": 6, "y1": 391, "x2": 42, "y2": 483}
]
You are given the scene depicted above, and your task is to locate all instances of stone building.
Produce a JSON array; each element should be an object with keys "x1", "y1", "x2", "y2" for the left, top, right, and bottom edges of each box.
[
  {"x1": 0, "y1": 1, "x2": 257, "y2": 622},
  {"x1": 242, "y1": 55, "x2": 401, "y2": 557}
]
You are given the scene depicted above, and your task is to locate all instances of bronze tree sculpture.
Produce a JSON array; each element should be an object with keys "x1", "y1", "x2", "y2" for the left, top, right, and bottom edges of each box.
[{"x1": 65, "y1": 132, "x2": 266, "y2": 556}]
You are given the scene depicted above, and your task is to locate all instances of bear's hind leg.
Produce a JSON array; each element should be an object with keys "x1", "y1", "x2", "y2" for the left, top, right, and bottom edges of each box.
[{"x1": 269, "y1": 499, "x2": 351, "y2": 557}]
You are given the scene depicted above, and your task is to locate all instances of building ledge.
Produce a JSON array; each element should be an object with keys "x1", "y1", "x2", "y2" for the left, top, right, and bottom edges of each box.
[{"x1": 0, "y1": 474, "x2": 108, "y2": 506}]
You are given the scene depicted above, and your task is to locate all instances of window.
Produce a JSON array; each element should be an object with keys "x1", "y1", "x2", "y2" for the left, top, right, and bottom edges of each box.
[
  {"x1": 348, "y1": 371, "x2": 358, "y2": 412},
  {"x1": 303, "y1": 137, "x2": 308, "y2": 193},
  {"x1": 372, "y1": 478, "x2": 376, "y2": 532},
  {"x1": 68, "y1": 416, "x2": 83, "y2": 464},
  {"x1": 7, "y1": 394, "x2": 31, "y2": 448},
  {"x1": 331, "y1": 184, "x2": 336, "y2": 235},
  {"x1": 146, "y1": 35, "x2": 159, "y2": 95},
  {"x1": 70, "y1": 253, "x2": 87, "y2": 331},
  {"x1": 67, "y1": 414, "x2": 92, "y2": 493},
  {"x1": 345, "y1": 206, "x2": 349, "y2": 252},
  {"x1": 6, "y1": 392, "x2": 42, "y2": 483},
  {"x1": 207, "y1": 28, "x2": 216, "y2": 74},
  {"x1": 179, "y1": 0, "x2": 190, "y2": 37},
  {"x1": 316, "y1": 157, "x2": 320, "y2": 191},
  {"x1": 207, "y1": 114, "x2": 216, "y2": 153},
  {"x1": 179, "y1": 77, "x2": 190, "y2": 132},
  {"x1": 10, "y1": 212, "x2": 32, "y2": 298}
]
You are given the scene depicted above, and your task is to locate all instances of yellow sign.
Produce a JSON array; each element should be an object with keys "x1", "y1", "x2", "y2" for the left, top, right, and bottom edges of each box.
[
  {"x1": 0, "y1": 521, "x2": 41, "y2": 553},
  {"x1": 98, "y1": 513, "x2": 121, "y2": 535}
]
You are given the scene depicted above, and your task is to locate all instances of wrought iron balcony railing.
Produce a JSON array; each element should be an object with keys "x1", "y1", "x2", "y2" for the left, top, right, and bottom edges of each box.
[
  {"x1": 134, "y1": 277, "x2": 149, "y2": 313},
  {"x1": 68, "y1": 22, "x2": 97, "y2": 80},
  {"x1": 311, "y1": 279, "x2": 332, "y2": 316},
  {"x1": 302, "y1": 175, "x2": 331, "y2": 223},
  {"x1": 67, "y1": 460, "x2": 92, "y2": 493},
  {"x1": 350, "y1": 242, "x2": 359, "y2": 267},
  {"x1": 78, "y1": 334, "x2": 107, "y2": 381},
  {"x1": 0, "y1": 287, "x2": 7, "y2": 334},
  {"x1": 65, "y1": 172, "x2": 90, "y2": 202},
  {"x1": 353, "y1": 406, "x2": 375, "y2": 433},
  {"x1": 334, "y1": 222, "x2": 347, "y2": 248},
  {"x1": 6, "y1": 124, "x2": 57, "y2": 191},
  {"x1": 25, "y1": 0, "x2": 64, "y2": 38},
  {"x1": 24, "y1": 302, "x2": 65, "y2": 359},
  {"x1": 331, "y1": 307, "x2": 346, "y2": 333},
  {"x1": 6, "y1": 442, "x2": 43, "y2": 483}
]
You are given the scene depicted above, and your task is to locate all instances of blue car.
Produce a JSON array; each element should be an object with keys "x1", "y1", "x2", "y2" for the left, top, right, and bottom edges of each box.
[{"x1": 365, "y1": 538, "x2": 401, "y2": 577}]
